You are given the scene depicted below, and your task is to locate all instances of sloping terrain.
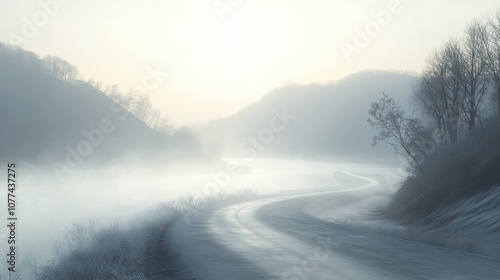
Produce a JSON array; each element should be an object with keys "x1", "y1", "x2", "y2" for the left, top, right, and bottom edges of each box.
[
  {"x1": 0, "y1": 43, "x2": 166, "y2": 164},
  {"x1": 196, "y1": 70, "x2": 417, "y2": 161}
]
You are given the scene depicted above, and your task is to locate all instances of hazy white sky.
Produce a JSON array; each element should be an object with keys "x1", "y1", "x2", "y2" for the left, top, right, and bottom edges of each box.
[{"x1": 1, "y1": 0, "x2": 499, "y2": 124}]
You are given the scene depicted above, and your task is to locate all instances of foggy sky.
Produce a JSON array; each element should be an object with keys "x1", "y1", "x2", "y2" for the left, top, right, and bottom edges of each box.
[{"x1": 1, "y1": 0, "x2": 498, "y2": 124}]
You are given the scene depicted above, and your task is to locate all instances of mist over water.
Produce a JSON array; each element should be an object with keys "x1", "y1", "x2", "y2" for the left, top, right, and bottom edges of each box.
[{"x1": 1, "y1": 158, "x2": 398, "y2": 269}]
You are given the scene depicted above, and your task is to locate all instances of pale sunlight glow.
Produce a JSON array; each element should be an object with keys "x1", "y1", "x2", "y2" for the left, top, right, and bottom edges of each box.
[{"x1": 1, "y1": 0, "x2": 500, "y2": 124}]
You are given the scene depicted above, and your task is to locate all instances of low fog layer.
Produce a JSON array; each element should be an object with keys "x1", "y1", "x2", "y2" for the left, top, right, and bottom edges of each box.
[{"x1": 1, "y1": 159, "x2": 398, "y2": 274}]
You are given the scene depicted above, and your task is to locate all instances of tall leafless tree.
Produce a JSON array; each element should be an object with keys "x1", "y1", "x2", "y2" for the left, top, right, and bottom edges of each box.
[
  {"x1": 414, "y1": 40, "x2": 463, "y2": 144},
  {"x1": 105, "y1": 89, "x2": 175, "y2": 135},
  {"x1": 368, "y1": 93, "x2": 430, "y2": 174},
  {"x1": 459, "y1": 21, "x2": 489, "y2": 131},
  {"x1": 481, "y1": 9, "x2": 500, "y2": 117},
  {"x1": 42, "y1": 55, "x2": 79, "y2": 82}
]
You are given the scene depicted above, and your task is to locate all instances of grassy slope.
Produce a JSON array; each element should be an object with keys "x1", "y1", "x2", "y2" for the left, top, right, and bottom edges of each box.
[
  {"x1": 33, "y1": 190, "x2": 257, "y2": 280},
  {"x1": 386, "y1": 119, "x2": 500, "y2": 258}
]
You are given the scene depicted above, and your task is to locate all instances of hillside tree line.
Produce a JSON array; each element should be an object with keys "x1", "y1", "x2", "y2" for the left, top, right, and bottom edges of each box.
[{"x1": 369, "y1": 9, "x2": 500, "y2": 172}]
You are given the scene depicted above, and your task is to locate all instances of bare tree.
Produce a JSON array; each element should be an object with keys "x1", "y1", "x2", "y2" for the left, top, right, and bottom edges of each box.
[
  {"x1": 106, "y1": 86, "x2": 136, "y2": 111},
  {"x1": 105, "y1": 89, "x2": 176, "y2": 134},
  {"x1": 442, "y1": 40, "x2": 467, "y2": 141},
  {"x1": 481, "y1": 9, "x2": 500, "y2": 117},
  {"x1": 149, "y1": 110, "x2": 175, "y2": 135},
  {"x1": 42, "y1": 55, "x2": 79, "y2": 82},
  {"x1": 368, "y1": 93, "x2": 430, "y2": 173},
  {"x1": 132, "y1": 94, "x2": 154, "y2": 123},
  {"x1": 460, "y1": 21, "x2": 489, "y2": 131},
  {"x1": 414, "y1": 69, "x2": 448, "y2": 142},
  {"x1": 414, "y1": 40, "x2": 463, "y2": 144}
]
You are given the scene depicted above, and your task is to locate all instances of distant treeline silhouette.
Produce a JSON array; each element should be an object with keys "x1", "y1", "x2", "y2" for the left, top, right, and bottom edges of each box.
[
  {"x1": 196, "y1": 70, "x2": 417, "y2": 161},
  {"x1": 0, "y1": 43, "x2": 200, "y2": 164}
]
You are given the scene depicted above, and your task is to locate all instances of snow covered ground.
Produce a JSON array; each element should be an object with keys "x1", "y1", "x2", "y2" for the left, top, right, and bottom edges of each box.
[
  {"x1": 11, "y1": 158, "x2": 499, "y2": 279},
  {"x1": 303, "y1": 170, "x2": 500, "y2": 261},
  {"x1": 164, "y1": 163, "x2": 500, "y2": 279},
  {"x1": 4, "y1": 158, "x2": 399, "y2": 272},
  {"x1": 303, "y1": 171, "x2": 405, "y2": 230}
]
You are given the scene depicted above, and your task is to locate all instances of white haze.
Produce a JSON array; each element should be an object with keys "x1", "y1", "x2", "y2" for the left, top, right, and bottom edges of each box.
[{"x1": 0, "y1": 159, "x2": 401, "y2": 267}]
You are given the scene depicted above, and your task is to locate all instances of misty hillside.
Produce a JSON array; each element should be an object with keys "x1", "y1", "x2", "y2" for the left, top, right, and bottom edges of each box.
[
  {"x1": 0, "y1": 43, "x2": 168, "y2": 165},
  {"x1": 196, "y1": 71, "x2": 417, "y2": 161}
]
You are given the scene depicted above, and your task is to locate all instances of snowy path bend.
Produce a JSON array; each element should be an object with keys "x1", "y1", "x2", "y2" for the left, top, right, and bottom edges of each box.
[{"x1": 162, "y1": 173, "x2": 500, "y2": 280}]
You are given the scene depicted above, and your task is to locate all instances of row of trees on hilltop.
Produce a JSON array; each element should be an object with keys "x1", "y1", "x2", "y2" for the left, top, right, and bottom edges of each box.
[
  {"x1": 0, "y1": 43, "x2": 80, "y2": 82},
  {"x1": 0, "y1": 42, "x2": 175, "y2": 136},
  {"x1": 369, "y1": 9, "x2": 500, "y2": 173},
  {"x1": 367, "y1": 9, "x2": 500, "y2": 224},
  {"x1": 105, "y1": 86, "x2": 175, "y2": 135}
]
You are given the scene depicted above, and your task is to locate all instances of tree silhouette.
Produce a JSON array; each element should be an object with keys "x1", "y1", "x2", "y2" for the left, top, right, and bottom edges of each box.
[{"x1": 368, "y1": 93, "x2": 429, "y2": 174}]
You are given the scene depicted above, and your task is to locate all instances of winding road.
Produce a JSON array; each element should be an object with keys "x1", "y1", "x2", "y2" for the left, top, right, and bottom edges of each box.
[{"x1": 160, "y1": 172, "x2": 500, "y2": 279}]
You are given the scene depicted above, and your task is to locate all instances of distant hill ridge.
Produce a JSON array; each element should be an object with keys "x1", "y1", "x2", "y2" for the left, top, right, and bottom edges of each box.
[
  {"x1": 0, "y1": 43, "x2": 168, "y2": 168},
  {"x1": 196, "y1": 70, "x2": 418, "y2": 161}
]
